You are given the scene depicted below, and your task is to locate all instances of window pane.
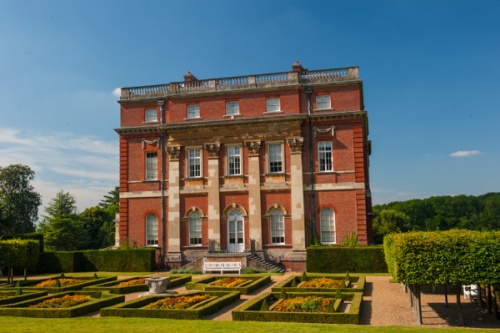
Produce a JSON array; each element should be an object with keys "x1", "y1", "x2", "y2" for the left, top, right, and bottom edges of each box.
[
  {"x1": 320, "y1": 208, "x2": 335, "y2": 244},
  {"x1": 146, "y1": 214, "x2": 158, "y2": 246},
  {"x1": 270, "y1": 209, "x2": 285, "y2": 244},
  {"x1": 268, "y1": 144, "x2": 282, "y2": 173},
  {"x1": 188, "y1": 149, "x2": 201, "y2": 178},
  {"x1": 318, "y1": 142, "x2": 333, "y2": 172},
  {"x1": 187, "y1": 104, "x2": 200, "y2": 118},
  {"x1": 146, "y1": 152, "x2": 158, "y2": 180},
  {"x1": 228, "y1": 146, "x2": 241, "y2": 175},
  {"x1": 145, "y1": 109, "x2": 157, "y2": 122},
  {"x1": 189, "y1": 212, "x2": 202, "y2": 245},
  {"x1": 316, "y1": 95, "x2": 331, "y2": 109},
  {"x1": 226, "y1": 101, "x2": 239, "y2": 115},
  {"x1": 266, "y1": 98, "x2": 280, "y2": 112}
]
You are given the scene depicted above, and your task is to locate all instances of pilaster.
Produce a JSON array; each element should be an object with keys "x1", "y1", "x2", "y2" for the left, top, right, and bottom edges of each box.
[
  {"x1": 204, "y1": 143, "x2": 221, "y2": 250},
  {"x1": 244, "y1": 140, "x2": 262, "y2": 249},
  {"x1": 287, "y1": 137, "x2": 306, "y2": 250}
]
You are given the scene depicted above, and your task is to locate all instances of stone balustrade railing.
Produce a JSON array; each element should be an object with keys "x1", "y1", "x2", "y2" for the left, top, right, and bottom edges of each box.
[{"x1": 120, "y1": 66, "x2": 359, "y2": 101}]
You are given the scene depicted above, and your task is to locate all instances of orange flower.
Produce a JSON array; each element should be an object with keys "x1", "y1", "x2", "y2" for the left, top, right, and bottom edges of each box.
[
  {"x1": 117, "y1": 278, "x2": 146, "y2": 287},
  {"x1": 29, "y1": 294, "x2": 90, "y2": 308},
  {"x1": 144, "y1": 294, "x2": 210, "y2": 309}
]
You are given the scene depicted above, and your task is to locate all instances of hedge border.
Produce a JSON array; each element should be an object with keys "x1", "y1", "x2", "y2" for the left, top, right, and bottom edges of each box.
[
  {"x1": 232, "y1": 291, "x2": 363, "y2": 324},
  {"x1": 3, "y1": 275, "x2": 117, "y2": 293},
  {"x1": 100, "y1": 291, "x2": 240, "y2": 319},
  {"x1": 83, "y1": 275, "x2": 191, "y2": 294},
  {"x1": 0, "y1": 291, "x2": 125, "y2": 318},
  {"x1": 0, "y1": 290, "x2": 48, "y2": 306},
  {"x1": 271, "y1": 273, "x2": 366, "y2": 293},
  {"x1": 185, "y1": 275, "x2": 271, "y2": 295}
]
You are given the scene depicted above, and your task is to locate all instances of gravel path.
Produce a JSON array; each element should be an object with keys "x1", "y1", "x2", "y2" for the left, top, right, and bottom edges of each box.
[{"x1": 106, "y1": 274, "x2": 500, "y2": 328}]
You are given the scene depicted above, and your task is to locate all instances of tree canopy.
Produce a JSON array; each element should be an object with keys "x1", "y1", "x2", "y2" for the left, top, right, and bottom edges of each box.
[{"x1": 0, "y1": 164, "x2": 42, "y2": 234}]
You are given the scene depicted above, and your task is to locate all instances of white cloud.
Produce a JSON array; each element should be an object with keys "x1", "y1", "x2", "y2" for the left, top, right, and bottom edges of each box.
[
  {"x1": 449, "y1": 150, "x2": 482, "y2": 157},
  {"x1": 0, "y1": 127, "x2": 118, "y2": 218},
  {"x1": 112, "y1": 88, "x2": 121, "y2": 98}
]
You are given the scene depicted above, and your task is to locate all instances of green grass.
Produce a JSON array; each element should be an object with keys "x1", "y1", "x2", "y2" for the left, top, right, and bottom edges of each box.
[{"x1": 0, "y1": 317, "x2": 498, "y2": 333}]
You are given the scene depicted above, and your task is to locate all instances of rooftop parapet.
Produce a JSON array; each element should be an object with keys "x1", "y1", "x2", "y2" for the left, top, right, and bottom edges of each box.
[{"x1": 119, "y1": 65, "x2": 359, "y2": 101}]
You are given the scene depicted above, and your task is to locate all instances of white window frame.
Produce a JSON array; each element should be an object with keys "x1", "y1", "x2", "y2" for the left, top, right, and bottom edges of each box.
[
  {"x1": 225, "y1": 101, "x2": 240, "y2": 115},
  {"x1": 145, "y1": 108, "x2": 157, "y2": 122},
  {"x1": 145, "y1": 152, "x2": 158, "y2": 180},
  {"x1": 318, "y1": 141, "x2": 333, "y2": 172},
  {"x1": 187, "y1": 147, "x2": 202, "y2": 178},
  {"x1": 267, "y1": 143, "x2": 283, "y2": 174},
  {"x1": 320, "y1": 208, "x2": 336, "y2": 244},
  {"x1": 270, "y1": 209, "x2": 285, "y2": 245},
  {"x1": 316, "y1": 95, "x2": 331, "y2": 110},
  {"x1": 227, "y1": 145, "x2": 242, "y2": 176},
  {"x1": 187, "y1": 104, "x2": 200, "y2": 119},
  {"x1": 266, "y1": 98, "x2": 280, "y2": 112},
  {"x1": 188, "y1": 211, "x2": 202, "y2": 246},
  {"x1": 146, "y1": 214, "x2": 158, "y2": 246}
]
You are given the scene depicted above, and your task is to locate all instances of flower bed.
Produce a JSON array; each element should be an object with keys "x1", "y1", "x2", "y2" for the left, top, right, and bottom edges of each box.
[
  {"x1": 186, "y1": 275, "x2": 271, "y2": 295},
  {"x1": 271, "y1": 273, "x2": 365, "y2": 293},
  {"x1": 232, "y1": 291, "x2": 363, "y2": 324},
  {"x1": 6, "y1": 275, "x2": 117, "y2": 293},
  {"x1": 0, "y1": 291, "x2": 125, "y2": 318},
  {"x1": 0, "y1": 290, "x2": 48, "y2": 306},
  {"x1": 210, "y1": 277, "x2": 245, "y2": 288},
  {"x1": 83, "y1": 275, "x2": 191, "y2": 294},
  {"x1": 117, "y1": 278, "x2": 146, "y2": 287},
  {"x1": 100, "y1": 291, "x2": 239, "y2": 319}
]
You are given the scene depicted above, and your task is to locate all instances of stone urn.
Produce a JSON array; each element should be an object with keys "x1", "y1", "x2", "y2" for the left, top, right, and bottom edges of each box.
[{"x1": 145, "y1": 276, "x2": 170, "y2": 294}]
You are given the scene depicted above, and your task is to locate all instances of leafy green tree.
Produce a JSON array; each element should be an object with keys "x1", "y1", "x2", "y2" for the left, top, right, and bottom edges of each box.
[
  {"x1": 0, "y1": 164, "x2": 42, "y2": 234},
  {"x1": 373, "y1": 209, "x2": 411, "y2": 244},
  {"x1": 38, "y1": 190, "x2": 88, "y2": 251},
  {"x1": 80, "y1": 205, "x2": 115, "y2": 249}
]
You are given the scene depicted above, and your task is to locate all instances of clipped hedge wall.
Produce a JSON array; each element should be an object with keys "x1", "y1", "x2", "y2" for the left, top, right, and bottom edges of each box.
[
  {"x1": 39, "y1": 248, "x2": 156, "y2": 273},
  {"x1": 100, "y1": 291, "x2": 240, "y2": 319},
  {"x1": 0, "y1": 291, "x2": 125, "y2": 318},
  {"x1": 307, "y1": 246, "x2": 387, "y2": 273},
  {"x1": 384, "y1": 230, "x2": 500, "y2": 285}
]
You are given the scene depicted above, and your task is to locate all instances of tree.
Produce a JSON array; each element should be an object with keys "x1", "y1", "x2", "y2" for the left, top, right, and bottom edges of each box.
[
  {"x1": 80, "y1": 206, "x2": 115, "y2": 249},
  {"x1": 372, "y1": 209, "x2": 411, "y2": 244},
  {"x1": 0, "y1": 164, "x2": 42, "y2": 234},
  {"x1": 38, "y1": 190, "x2": 88, "y2": 251}
]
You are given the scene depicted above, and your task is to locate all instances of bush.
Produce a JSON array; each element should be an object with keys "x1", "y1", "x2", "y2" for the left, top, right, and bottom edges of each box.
[{"x1": 307, "y1": 246, "x2": 387, "y2": 273}]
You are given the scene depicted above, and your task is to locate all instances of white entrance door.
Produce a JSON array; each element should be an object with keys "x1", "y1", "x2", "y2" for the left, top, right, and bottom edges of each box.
[{"x1": 228, "y1": 209, "x2": 244, "y2": 252}]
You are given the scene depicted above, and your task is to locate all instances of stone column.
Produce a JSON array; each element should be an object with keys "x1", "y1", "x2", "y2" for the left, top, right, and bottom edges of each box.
[
  {"x1": 204, "y1": 143, "x2": 221, "y2": 251},
  {"x1": 165, "y1": 146, "x2": 181, "y2": 265},
  {"x1": 244, "y1": 140, "x2": 262, "y2": 251},
  {"x1": 287, "y1": 137, "x2": 306, "y2": 251}
]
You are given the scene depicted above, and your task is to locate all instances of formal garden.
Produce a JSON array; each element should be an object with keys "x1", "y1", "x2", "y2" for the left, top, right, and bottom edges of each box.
[{"x1": 0, "y1": 231, "x2": 499, "y2": 332}]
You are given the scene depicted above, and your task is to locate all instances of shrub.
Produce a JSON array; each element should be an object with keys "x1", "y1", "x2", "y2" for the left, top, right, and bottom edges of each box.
[{"x1": 307, "y1": 246, "x2": 387, "y2": 273}]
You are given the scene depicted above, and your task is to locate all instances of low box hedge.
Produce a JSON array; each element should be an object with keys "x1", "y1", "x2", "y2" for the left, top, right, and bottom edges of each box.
[
  {"x1": 83, "y1": 275, "x2": 191, "y2": 294},
  {"x1": 185, "y1": 275, "x2": 271, "y2": 295},
  {"x1": 0, "y1": 291, "x2": 125, "y2": 318},
  {"x1": 271, "y1": 273, "x2": 365, "y2": 293},
  {"x1": 0, "y1": 290, "x2": 48, "y2": 306},
  {"x1": 6, "y1": 275, "x2": 117, "y2": 293},
  {"x1": 232, "y1": 291, "x2": 363, "y2": 324},
  {"x1": 100, "y1": 291, "x2": 240, "y2": 319}
]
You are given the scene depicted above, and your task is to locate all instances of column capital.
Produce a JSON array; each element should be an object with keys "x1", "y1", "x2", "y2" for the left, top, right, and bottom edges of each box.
[
  {"x1": 165, "y1": 146, "x2": 181, "y2": 161},
  {"x1": 244, "y1": 140, "x2": 261, "y2": 156},
  {"x1": 203, "y1": 143, "x2": 221, "y2": 159},
  {"x1": 286, "y1": 136, "x2": 304, "y2": 154}
]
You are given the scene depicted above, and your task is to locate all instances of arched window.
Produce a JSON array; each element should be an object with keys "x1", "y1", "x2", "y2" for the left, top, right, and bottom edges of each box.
[
  {"x1": 189, "y1": 211, "x2": 202, "y2": 246},
  {"x1": 146, "y1": 214, "x2": 158, "y2": 246},
  {"x1": 320, "y1": 208, "x2": 335, "y2": 244},
  {"x1": 270, "y1": 209, "x2": 285, "y2": 244}
]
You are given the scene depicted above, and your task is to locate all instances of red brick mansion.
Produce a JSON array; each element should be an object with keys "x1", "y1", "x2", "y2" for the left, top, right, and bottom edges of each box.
[{"x1": 116, "y1": 62, "x2": 373, "y2": 271}]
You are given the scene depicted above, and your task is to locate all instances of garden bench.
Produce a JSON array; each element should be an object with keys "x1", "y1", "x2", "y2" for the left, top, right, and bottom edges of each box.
[{"x1": 203, "y1": 259, "x2": 241, "y2": 274}]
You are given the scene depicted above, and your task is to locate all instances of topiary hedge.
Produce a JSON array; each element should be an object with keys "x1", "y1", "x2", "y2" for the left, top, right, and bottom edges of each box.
[
  {"x1": 100, "y1": 291, "x2": 240, "y2": 319},
  {"x1": 83, "y1": 275, "x2": 191, "y2": 294},
  {"x1": 0, "y1": 290, "x2": 48, "y2": 306},
  {"x1": 307, "y1": 246, "x2": 387, "y2": 273},
  {"x1": 8, "y1": 275, "x2": 117, "y2": 293},
  {"x1": 384, "y1": 230, "x2": 500, "y2": 285},
  {"x1": 185, "y1": 275, "x2": 271, "y2": 294},
  {"x1": 271, "y1": 273, "x2": 365, "y2": 293}
]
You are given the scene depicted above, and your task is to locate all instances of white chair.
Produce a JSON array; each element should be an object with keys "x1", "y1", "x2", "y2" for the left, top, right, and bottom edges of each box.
[{"x1": 463, "y1": 284, "x2": 478, "y2": 301}]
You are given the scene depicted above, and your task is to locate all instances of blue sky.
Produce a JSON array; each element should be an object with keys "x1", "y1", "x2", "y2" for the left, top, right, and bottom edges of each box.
[{"x1": 1, "y1": 0, "x2": 499, "y2": 216}]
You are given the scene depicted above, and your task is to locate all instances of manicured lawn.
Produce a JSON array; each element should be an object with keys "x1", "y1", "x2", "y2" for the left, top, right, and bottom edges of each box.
[{"x1": 1, "y1": 317, "x2": 498, "y2": 333}]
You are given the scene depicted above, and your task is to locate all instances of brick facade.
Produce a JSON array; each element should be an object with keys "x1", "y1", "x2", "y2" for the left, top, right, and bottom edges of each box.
[{"x1": 116, "y1": 62, "x2": 373, "y2": 271}]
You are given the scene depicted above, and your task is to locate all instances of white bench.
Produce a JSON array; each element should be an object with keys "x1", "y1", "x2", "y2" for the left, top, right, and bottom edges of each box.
[{"x1": 203, "y1": 259, "x2": 241, "y2": 274}]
